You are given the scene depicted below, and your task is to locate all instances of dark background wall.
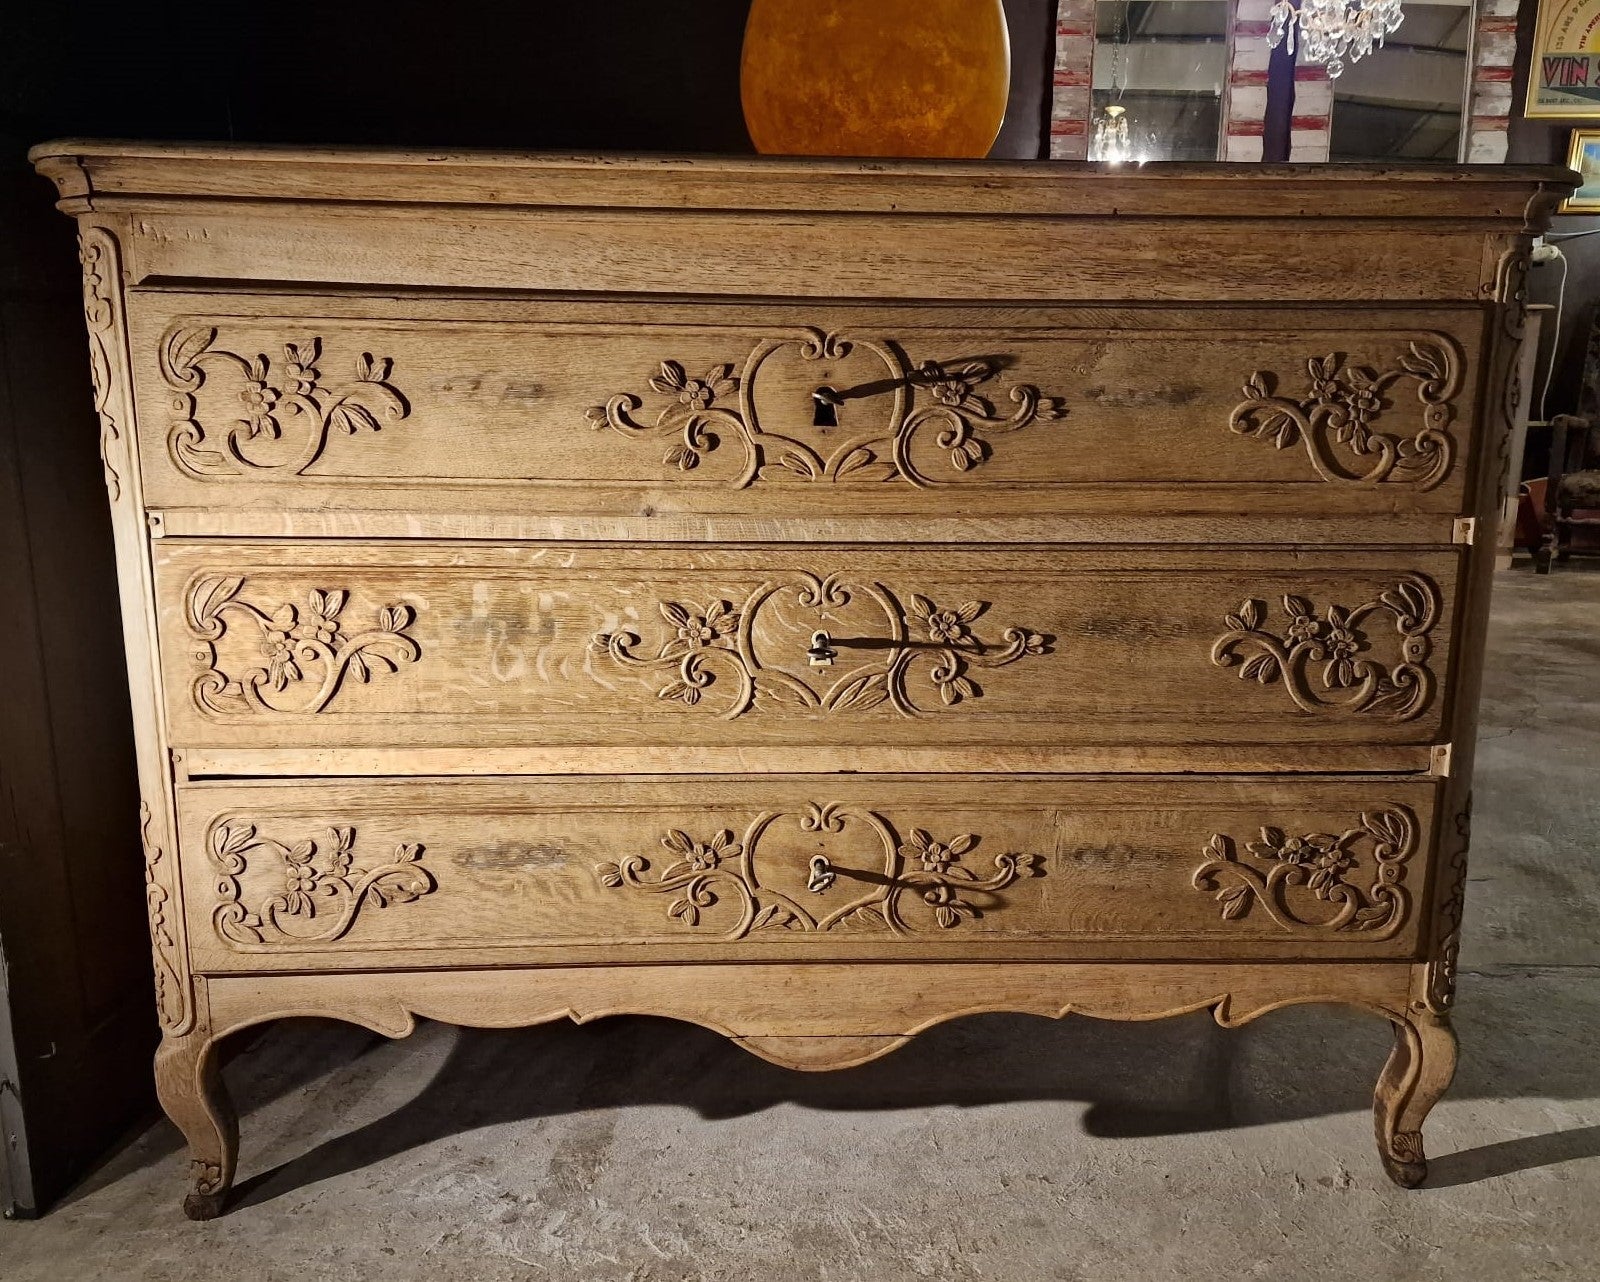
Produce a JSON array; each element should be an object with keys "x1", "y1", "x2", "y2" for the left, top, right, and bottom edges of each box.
[
  {"x1": 4, "y1": 1, "x2": 1050, "y2": 156},
  {"x1": 0, "y1": 0, "x2": 1052, "y2": 1214}
]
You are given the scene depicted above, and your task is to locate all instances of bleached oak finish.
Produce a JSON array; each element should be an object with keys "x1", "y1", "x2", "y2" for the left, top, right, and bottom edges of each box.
[{"x1": 33, "y1": 140, "x2": 1573, "y2": 1217}]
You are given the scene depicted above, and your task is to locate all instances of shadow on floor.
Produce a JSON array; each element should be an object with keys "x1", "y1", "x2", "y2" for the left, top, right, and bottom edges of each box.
[
  {"x1": 58, "y1": 956, "x2": 1598, "y2": 1213},
  {"x1": 1425, "y1": 1124, "x2": 1600, "y2": 1187}
]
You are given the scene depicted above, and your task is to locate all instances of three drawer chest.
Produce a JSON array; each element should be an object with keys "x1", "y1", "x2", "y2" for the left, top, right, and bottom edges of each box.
[{"x1": 32, "y1": 142, "x2": 1573, "y2": 1216}]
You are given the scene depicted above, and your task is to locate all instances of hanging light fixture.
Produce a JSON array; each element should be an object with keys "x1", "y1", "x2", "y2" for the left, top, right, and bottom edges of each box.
[
  {"x1": 1091, "y1": 0, "x2": 1135, "y2": 162},
  {"x1": 1267, "y1": 0, "x2": 1404, "y2": 79},
  {"x1": 1093, "y1": 105, "x2": 1132, "y2": 162}
]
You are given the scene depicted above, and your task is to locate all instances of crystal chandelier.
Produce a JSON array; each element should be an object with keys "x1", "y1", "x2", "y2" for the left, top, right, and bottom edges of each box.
[
  {"x1": 1267, "y1": 0, "x2": 1404, "y2": 78},
  {"x1": 1091, "y1": 0, "x2": 1135, "y2": 163},
  {"x1": 1092, "y1": 105, "x2": 1131, "y2": 162}
]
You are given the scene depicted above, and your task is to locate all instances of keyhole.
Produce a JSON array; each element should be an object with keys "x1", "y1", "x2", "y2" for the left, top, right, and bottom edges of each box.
[{"x1": 812, "y1": 386, "x2": 840, "y2": 428}]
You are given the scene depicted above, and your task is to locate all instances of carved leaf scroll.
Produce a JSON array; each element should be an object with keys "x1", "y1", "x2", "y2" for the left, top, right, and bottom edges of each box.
[
  {"x1": 1192, "y1": 806, "x2": 1417, "y2": 937},
  {"x1": 1422, "y1": 798, "x2": 1471, "y2": 1014},
  {"x1": 161, "y1": 327, "x2": 409, "y2": 478},
  {"x1": 585, "y1": 326, "x2": 1066, "y2": 488},
  {"x1": 1210, "y1": 574, "x2": 1439, "y2": 721},
  {"x1": 186, "y1": 576, "x2": 420, "y2": 715},
  {"x1": 78, "y1": 230, "x2": 125, "y2": 500},
  {"x1": 1229, "y1": 337, "x2": 1461, "y2": 489},
  {"x1": 591, "y1": 571, "x2": 1050, "y2": 719},
  {"x1": 595, "y1": 802, "x2": 1045, "y2": 939},
  {"x1": 140, "y1": 801, "x2": 189, "y2": 1032},
  {"x1": 209, "y1": 821, "x2": 435, "y2": 951}
]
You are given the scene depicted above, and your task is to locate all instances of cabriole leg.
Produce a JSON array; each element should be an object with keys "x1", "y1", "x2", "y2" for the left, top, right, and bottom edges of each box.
[
  {"x1": 1373, "y1": 1010, "x2": 1457, "y2": 1187},
  {"x1": 154, "y1": 1025, "x2": 239, "y2": 1220}
]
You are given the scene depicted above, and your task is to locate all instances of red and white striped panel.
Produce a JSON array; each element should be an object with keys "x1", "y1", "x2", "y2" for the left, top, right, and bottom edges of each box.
[
  {"x1": 1221, "y1": 0, "x2": 1332, "y2": 161},
  {"x1": 1222, "y1": 0, "x2": 1272, "y2": 159},
  {"x1": 1467, "y1": 0, "x2": 1517, "y2": 163},
  {"x1": 1290, "y1": 61, "x2": 1333, "y2": 162},
  {"x1": 1050, "y1": 0, "x2": 1095, "y2": 159}
]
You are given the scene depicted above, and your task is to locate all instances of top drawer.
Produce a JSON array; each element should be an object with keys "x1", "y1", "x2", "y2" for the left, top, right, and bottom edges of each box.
[{"x1": 125, "y1": 294, "x2": 1487, "y2": 538}]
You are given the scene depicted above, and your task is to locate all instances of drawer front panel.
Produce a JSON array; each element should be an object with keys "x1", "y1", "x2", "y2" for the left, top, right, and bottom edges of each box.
[
  {"x1": 127, "y1": 295, "x2": 1483, "y2": 523},
  {"x1": 153, "y1": 542, "x2": 1460, "y2": 752},
  {"x1": 175, "y1": 775, "x2": 1442, "y2": 971}
]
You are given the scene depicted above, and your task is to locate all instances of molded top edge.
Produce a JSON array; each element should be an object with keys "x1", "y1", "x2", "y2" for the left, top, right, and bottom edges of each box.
[
  {"x1": 29, "y1": 139, "x2": 1576, "y2": 224},
  {"x1": 24, "y1": 138, "x2": 1574, "y2": 181}
]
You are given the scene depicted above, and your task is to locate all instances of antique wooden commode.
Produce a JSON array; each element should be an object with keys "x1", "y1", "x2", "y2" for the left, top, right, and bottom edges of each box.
[{"x1": 32, "y1": 141, "x2": 1573, "y2": 1216}]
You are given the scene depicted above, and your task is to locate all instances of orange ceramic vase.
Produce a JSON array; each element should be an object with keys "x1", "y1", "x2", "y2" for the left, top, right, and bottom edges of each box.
[{"x1": 740, "y1": 0, "x2": 1011, "y2": 158}]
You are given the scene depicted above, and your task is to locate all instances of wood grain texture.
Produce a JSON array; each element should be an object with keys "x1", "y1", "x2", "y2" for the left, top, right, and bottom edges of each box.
[
  {"x1": 150, "y1": 542, "x2": 1462, "y2": 751},
  {"x1": 26, "y1": 143, "x2": 1575, "y2": 220},
  {"x1": 32, "y1": 143, "x2": 1571, "y2": 1212},
  {"x1": 171, "y1": 774, "x2": 1443, "y2": 970},
  {"x1": 120, "y1": 296, "x2": 1487, "y2": 522}
]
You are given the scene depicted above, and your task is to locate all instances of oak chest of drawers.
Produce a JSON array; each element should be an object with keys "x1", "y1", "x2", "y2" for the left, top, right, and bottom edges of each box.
[{"x1": 32, "y1": 141, "x2": 1573, "y2": 1216}]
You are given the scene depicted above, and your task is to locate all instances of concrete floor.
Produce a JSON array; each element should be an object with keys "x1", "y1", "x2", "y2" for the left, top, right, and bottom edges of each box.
[{"x1": 2, "y1": 566, "x2": 1597, "y2": 1282}]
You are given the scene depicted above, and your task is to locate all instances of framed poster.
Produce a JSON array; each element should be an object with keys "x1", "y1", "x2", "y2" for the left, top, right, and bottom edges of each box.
[
  {"x1": 1529, "y1": 0, "x2": 1600, "y2": 117},
  {"x1": 1562, "y1": 130, "x2": 1600, "y2": 211}
]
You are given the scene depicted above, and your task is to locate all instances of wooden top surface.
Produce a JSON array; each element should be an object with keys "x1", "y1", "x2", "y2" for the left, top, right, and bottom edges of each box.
[{"x1": 31, "y1": 139, "x2": 1577, "y2": 221}]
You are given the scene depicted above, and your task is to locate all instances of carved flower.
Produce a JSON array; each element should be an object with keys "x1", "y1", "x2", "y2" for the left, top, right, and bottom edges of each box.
[
  {"x1": 899, "y1": 828, "x2": 977, "y2": 874},
  {"x1": 1282, "y1": 595, "x2": 1322, "y2": 646},
  {"x1": 239, "y1": 380, "x2": 279, "y2": 435},
  {"x1": 1287, "y1": 614, "x2": 1322, "y2": 645},
  {"x1": 1307, "y1": 354, "x2": 1342, "y2": 403},
  {"x1": 261, "y1": 603, "x2": 302, "y2": 690},
  {"x1": 282, "y1": 840, "x2": 319, "y2": 914},
  {"x1": 660, "y1": 827, "x2": 740, "y2": 873},
  {"x1": 1306, "y1": 847, "x2": 1356, "y2": 899},
  {"x1": 290, "y1": 589, "x2": 346, "y2": 647},
  {"x1": 918, "y1": 360, "x2": 993, "y2": 410},
  {"x1": 661, "y1": 599, "x2": 736, "y2": 650},
  {"x1": 910, "y1": 596, "x2": 982, "y2": 646},
  {"x1": 1342, "y1": 372, "x2": 1383, "y2": 425},
  {"x1": 1322, "y1": 606, "x2": 1363, "y2": 688},
  {"x1": 282, "y1": 342, "x2": 320, "y2": 396},
  {"x1": 1245, "y1": 826, "x2": 1350, "y2": 890},
  {"x1": 650, "y1": 360, "x2": 737, "y2": 410}
]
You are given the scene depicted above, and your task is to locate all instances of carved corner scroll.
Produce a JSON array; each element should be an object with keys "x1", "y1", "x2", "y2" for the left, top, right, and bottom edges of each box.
[
  {"x1": 1419, "y1": 797, "x2": 1470, "y2": 1014},
  {"x1": 186, "y1": 576, "x2": 421, "y2": 715},
  {"x1": 591, "y1": 572, "x2": 1050, "y2": 719},
  {"x1": 584, "y1": 326, "x2": 1067, "y2": 487},
  {"x1": 160, "y1": 328, "x2": 409, "y2": 478},
  {"x1": 1210, "y1": 574, "x2": 1439, "y2": 721},
  {"x1": 209, "y1": 821, "x2": 435, "y2": 951},
  {"x1": 594, "y1": 803, "x2": 1045, "y2": 938},
  {"x1": 141, "y1": 801, "x2": 192, "y2": 1032},
  {"x1": 1228, "y1": 337, "x2": 1461, "y2": 489},
  {"x1": 78, "y1": 228, "x2": 129, "y2": 501},
  {"x1": 1192, "y1": 805, "x2": 1417, "y2": 938}
]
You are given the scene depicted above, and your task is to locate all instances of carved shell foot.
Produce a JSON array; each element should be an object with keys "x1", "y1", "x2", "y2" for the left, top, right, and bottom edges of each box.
[
  {"x1": 1378, "y1": 1128, "x2": 1428, "y2": 1188},
  {"x1": 183, "y1": 1189, "x2": 227, "y2": 1220}
]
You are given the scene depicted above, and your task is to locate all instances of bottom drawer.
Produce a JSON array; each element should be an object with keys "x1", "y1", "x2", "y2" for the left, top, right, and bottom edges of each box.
[{"x1": 175, "y1": 775, "x2": 1443, "y2": 971}]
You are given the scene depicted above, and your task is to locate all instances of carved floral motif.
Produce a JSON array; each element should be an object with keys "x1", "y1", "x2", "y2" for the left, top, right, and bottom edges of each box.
[
  {"x1": 595, "y1": 802, "x2": 1044, "y2": 938},
  {"x1": 209, "y1": 821, "x2": 434, "y2": 950},
  {"x1": 1192, "y1": 806, "x2": 1416, "y2": 937},
  {"x1": 141, "y1": 801, "x2": 188, "y2": 1032},
  {"x1": 1229, "y1": 338, "x2": 1460, "y2": 489},
  {"x1": 187, "y1": 576, "x2": 420, "y2": 715},
  {"x1": 591, "y1": 572, "x2": 1049, "y2": 718},
  {"x1": 1211, "y1": 574, "x2": 1439, "y2": 721},
  {"x1": 161, "y1": 328, "x2": 409, "y2": 478},
  {"x1": 585, "y1": 327, "x2": 1066, "y2": 487}
]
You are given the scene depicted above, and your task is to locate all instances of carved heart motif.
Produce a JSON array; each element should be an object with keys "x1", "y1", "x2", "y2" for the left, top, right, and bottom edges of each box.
[
  {"x1": 740, "y1": 806, "x2": 898, "y2": 931},
  {"x1": 590, "y1": 571, "x2": 1050, "y2": 719}
]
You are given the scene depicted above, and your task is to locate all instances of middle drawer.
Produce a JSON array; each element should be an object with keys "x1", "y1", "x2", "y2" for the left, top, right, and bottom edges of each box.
[{"x1": 154, "y1": 541, "x2": 1459, "y2": 755}]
